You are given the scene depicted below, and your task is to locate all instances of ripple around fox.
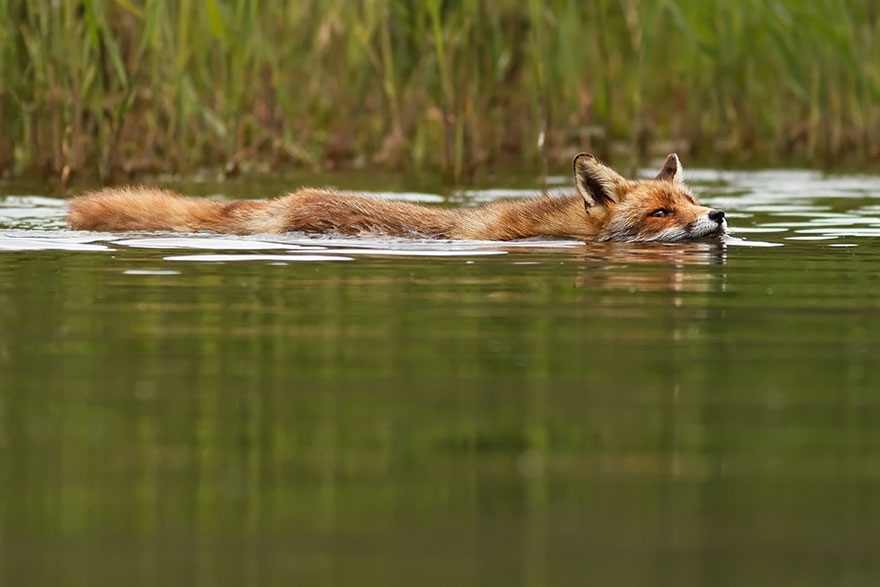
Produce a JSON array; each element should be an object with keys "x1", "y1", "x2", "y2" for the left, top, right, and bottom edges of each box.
[{"x1": 66, "y1": 154, "x2": 727, "y2": 243}]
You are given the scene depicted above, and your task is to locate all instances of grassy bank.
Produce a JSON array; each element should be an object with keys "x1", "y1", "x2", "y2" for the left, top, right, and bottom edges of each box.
[{"x1": 1, "y1": 0, "x2": 878, "y2": 183}]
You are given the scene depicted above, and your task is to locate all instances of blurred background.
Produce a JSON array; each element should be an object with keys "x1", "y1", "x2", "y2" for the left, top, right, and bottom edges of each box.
[{"x1": 1, "y1": 0, "x2": 878, "y2": 183}]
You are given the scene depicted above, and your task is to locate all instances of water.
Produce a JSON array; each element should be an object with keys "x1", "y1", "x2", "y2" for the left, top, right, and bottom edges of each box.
[{"x1": 1, "y1": 167, "x2": 880, "y2": 586}]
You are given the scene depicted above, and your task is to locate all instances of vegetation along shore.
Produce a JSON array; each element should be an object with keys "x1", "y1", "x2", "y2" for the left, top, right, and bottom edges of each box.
[{"x1": 1, "y1": 1, "x2": 878, "y2": 183}]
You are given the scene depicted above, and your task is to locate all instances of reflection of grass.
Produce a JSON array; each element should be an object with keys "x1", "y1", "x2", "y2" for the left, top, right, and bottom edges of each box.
[{"x1": 1, "y1": 1, "x2": 878, "y2": 182}]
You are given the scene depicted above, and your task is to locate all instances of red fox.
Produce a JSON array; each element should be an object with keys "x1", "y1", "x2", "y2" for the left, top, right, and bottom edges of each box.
[{"x1": 67, "y1": 153, "x2": 726, "y2": 242}]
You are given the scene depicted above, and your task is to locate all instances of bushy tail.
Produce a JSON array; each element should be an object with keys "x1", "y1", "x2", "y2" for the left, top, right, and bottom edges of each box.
[{"x1": 67, "y1": 187, "x2": 285, "y2": 234}]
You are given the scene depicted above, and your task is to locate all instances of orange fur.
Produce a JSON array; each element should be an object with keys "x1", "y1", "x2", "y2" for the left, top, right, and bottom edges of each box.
[{"x1": 67, "y1": 153, "x2": 727, "y2": 242}]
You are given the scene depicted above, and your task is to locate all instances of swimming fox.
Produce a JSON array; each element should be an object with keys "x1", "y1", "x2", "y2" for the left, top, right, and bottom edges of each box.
[{"x1": 67, "y1": 153, "x2": 726, "y2": 242}]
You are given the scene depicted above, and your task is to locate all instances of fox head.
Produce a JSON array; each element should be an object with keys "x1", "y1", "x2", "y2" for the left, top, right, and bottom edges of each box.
[{"x1": 574, "y1": 153, "x2": 727, "y2": 242}]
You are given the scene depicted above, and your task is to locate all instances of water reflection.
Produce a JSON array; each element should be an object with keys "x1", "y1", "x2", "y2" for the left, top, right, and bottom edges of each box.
[
  {"x1": 575, "y1": 241, "x2": 726, "y2": 265},
  {"x1": 571, "y1": 242, "x2": 726, "y2": 294},
  {"x1": 2, "y1": 169, "x2": 880, "y2": 586}
]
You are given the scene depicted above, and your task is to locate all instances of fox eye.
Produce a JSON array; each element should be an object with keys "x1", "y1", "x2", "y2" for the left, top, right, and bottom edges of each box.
[{"x1": 650, "y1": 208, "x2": 671, "y2": 218}]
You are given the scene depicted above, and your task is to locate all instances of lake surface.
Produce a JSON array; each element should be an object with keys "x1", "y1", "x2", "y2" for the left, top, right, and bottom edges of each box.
[{"x1": 1, "y1": 166, "x2": 880, "y2": 586}]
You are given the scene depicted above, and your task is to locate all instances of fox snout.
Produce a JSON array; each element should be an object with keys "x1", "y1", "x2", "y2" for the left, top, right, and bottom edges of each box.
[
  {"x1": 709, "y1": 209, "x2": 725, "y2": 223},
  {"x1": 688, "y1": 207, "x2": 727, "y2": 240}
]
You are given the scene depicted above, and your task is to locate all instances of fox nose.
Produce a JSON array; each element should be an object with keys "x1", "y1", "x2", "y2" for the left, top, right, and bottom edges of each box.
[{"x1": 709, "y1": 209, "x2": 725, "y2": 223}]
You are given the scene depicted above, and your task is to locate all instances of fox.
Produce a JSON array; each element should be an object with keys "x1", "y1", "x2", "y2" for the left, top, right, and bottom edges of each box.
[{"x1": 67, "y1": 153, "x2": 726, "y2": 242}]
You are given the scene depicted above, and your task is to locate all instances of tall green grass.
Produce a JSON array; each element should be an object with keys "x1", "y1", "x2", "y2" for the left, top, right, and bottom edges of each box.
[{"x1": 0, "y1": 0, "x2": 878, "y2": 183}]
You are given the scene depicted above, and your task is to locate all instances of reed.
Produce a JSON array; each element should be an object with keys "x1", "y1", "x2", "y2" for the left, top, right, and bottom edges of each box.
[{"x1": 0, "y1": 0, "x2": 878, "y2": 183}]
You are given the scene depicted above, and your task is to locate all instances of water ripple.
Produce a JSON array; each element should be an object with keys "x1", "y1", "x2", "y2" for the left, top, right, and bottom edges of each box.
[
  {"x1": 164, "y1": 254, "x2": 353, "y2": 263},
  {"x1": 0, "y1": 236, "x2": 113, "y2": 252}
]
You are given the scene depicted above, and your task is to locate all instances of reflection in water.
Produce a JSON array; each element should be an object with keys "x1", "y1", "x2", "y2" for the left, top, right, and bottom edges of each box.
[
  {"x1": 570, "y1": 242, "x2": 726, "y2": 294},
  {"x1": 2, "y1": 170, "x2": 880, "y2": 585},
  {"x1": 575, "y1": 241, "x2": 726, "y2": 265}
]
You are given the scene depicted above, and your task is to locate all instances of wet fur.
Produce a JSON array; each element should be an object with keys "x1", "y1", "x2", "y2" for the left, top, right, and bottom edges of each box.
[{"x1": 67, "y1": 153, "x2": 727, "y2": 242}]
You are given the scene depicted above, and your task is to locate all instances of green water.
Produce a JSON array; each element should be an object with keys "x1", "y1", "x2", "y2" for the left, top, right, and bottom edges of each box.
[{"x1": 1, "y1": 168, "x2": 880, "y2": 585}]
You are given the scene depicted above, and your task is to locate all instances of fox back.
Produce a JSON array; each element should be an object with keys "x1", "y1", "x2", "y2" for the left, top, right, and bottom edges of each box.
[{"x1": 67, "y1": 153, "x2": 727, "y2": 242}]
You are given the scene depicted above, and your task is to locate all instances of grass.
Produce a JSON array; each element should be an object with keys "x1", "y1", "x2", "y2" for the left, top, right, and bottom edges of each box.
[{"x1": 0, "y1": 0, "x2": 878, "y2": 184}]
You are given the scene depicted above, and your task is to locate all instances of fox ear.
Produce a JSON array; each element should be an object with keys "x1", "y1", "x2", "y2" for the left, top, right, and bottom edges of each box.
[
  {"x1": 573, "y1": 153, "x2": 622, "y2": 208},
  {"x1": 655, "y1": 153, "x2": 684, "y2": 184}
]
